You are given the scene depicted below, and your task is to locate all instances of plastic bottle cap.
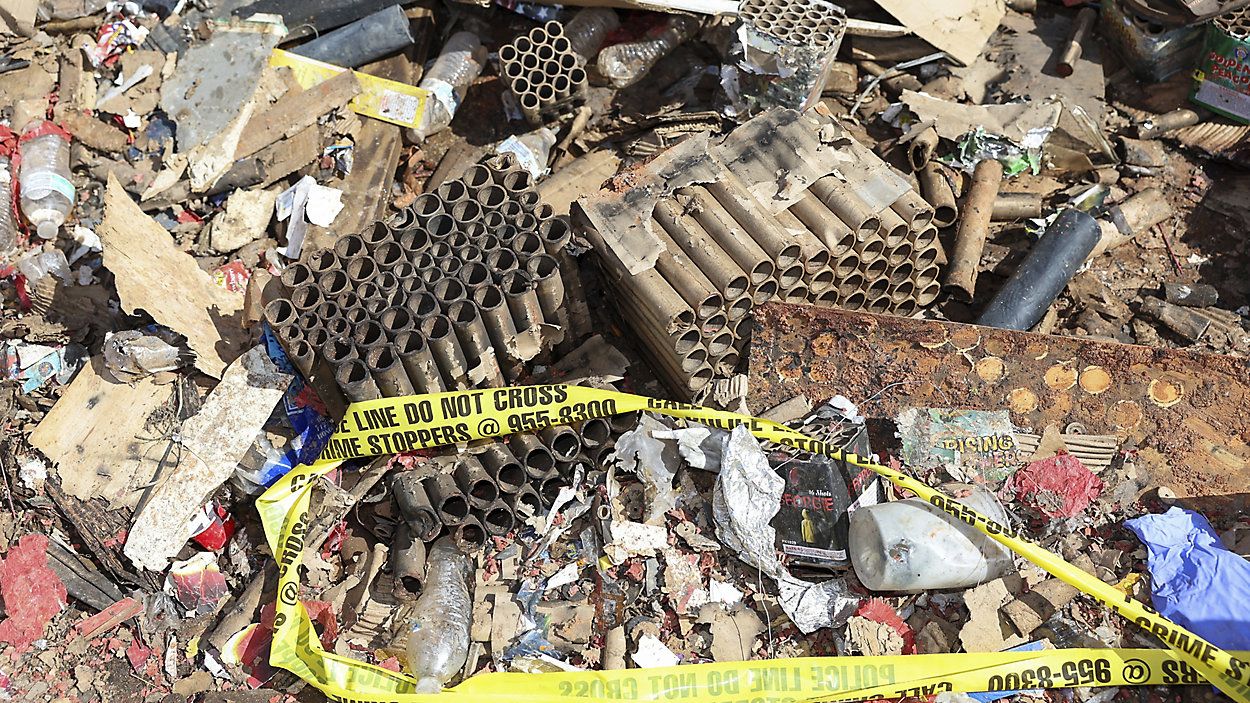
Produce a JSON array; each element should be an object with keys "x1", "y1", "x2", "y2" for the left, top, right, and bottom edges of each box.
[{"x1": 36, "y1": 221, "x2": 58, "y2": 239}]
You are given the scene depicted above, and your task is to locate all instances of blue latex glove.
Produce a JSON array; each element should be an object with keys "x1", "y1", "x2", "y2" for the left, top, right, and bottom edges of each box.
[{"x1": 1125, "y1": 506, "x2": 1250, "y2": 650}]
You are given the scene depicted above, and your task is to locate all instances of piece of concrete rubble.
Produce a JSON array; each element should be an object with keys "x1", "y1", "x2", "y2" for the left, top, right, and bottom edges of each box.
[
  {"x1": 915, "y1": 618, "x2": 960, "y2": 654},
  {"x1": 960, "y1": 576, "x2": 1029, "y2": 652},
  {"x1": 699, "y1": 604, "x2": 764, "y2": 662},
  {"x1": 846, "y1": 614, "x2": 906, "y2": 656},
  {"x1": 210, "y1": 187, "x2": 277, "y2": 254},
  {"x1": 123, "y1": 346, "x2": 290, "y2": 572},
  {"x1": 1002, "y1": 578, "x2": 1080, "y2": 636}
]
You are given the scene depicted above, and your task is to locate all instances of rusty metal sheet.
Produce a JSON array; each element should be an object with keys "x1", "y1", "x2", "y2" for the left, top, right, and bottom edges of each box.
[{"x1": 747, "y1": 302, "x2": 1250, "y2": 513}]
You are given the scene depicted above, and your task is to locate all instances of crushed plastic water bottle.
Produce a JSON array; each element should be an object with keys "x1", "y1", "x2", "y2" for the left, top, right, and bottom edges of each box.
[
  {"x1": 413, "y1": 32, "x2": 487, "y2": 142},
  {"x1": 405, "y1": 536, "x2": 472, "y2": 692},
  {"x1": 563, "y1": 7, "x2": 620, "y2": 59},
  {"x1": 18, "y1": 122, "x2": 75, "y2": 240},
  {"x1": 597, "y1": 15, "x2": 699, "y2": 88}
]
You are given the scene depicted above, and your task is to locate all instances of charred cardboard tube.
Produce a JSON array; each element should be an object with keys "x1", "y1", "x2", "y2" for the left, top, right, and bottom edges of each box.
[
  {"x1": 287, "y1": 339, "x2": 348, "y2": 419},
  {"x1": 353, "y1": 320, "x2": 388, "y2": 352},
  {"x1": 918, "y1": 163, "x2": 958, "y2": 228},
  {"x1": 617, "y1": 299, "x2": 709, "y2": 383},
  {"x1": 335, "y1": 358, "x2": 382, "y2": 403},
  {"x1": 380, "y1": 306, "x2": 416, "y2": 339},
  {"x1": 610, "y1": 268, "x2": 696, "y2": 331},
  {"x1": 618, "y1": 288, "x2": 702, "y2": 354},
  {"x1": 725, "y1": 294, "x2": 752, "y2": 322},
  {"x1": 365, "y1": 344, "x2": 416, "y2": 397},
  {"x1": 540, "y1": 424, "x2": 581, "y2": 462},
  {"x1": 505, "y1": 484, "x2": 543, "y2": 519},
  {"x1": 992, "y1": 193, "x2": 1043, "y2": 221},
  {"x1": 478, "y1": 443, "x2": 526, "y2": 494},
  {"x1": 1137, "y1": 109, "x2": 1200, "y2": 139},
  {"x1": 891, "y1": 189, "x2": 936, "y2": 231},
  {"x1": 426, "y1": 472, "x2": 469, "y2": 526},
  {"x1": 806, "y1": 266, "x2": 836, "y2": 295},
  {"x1": 361, "y1": 221, "x2": 394, "y2": 248},
  {"x1": 654, "y1": 199, "x2": 752, "y2": 300},
  {"x1": 876, "y1": 210, "x2": 909, "y2": 253},
  {"x1": 453, "y1": 515, "x2": 487, "y2": 551},
  {"x1": 391, "y1": 523, "x2": 426, "y2": 600},
  {"x1": 333, "y1": 234, "x2": 366, "y2": 261},
  {"x1": 472, "y1": 284, "x2": 524, "y2": 381},
  {"x1": 392, "y1": 471, "x2": 442, "y2": 541},
  {"x1": 577, "y1": 418, "x2": 612, "y2": 449},
  {"x1": 782, "y1": 283, "x2": 809, "y2": 302},
  {"x1": 887, "y1": 241, "x2": 914, "y2": 267},
  {"x1": 840, "y1": 290, "x2": 867, "y2": 310},
  {"x1": 714, "y1": 350, "x2": 740, "y2": 376},
  {"x1": 866, "y1": 293, "x2": 892, "y2": 313},
  {"x1": 422, "y1": 314, "x2": 471, "y2": 390},
  {"x1": 509, "y1": 432, "x2": 556, "y2": 479},
  {"x1": 454, "y1": 456, "x2": 498, "y2": 509},
  {"x1": 525, "y1": 254, "x2": 570, "y2": 327},
  {"x1": 501, "y1": 270, "x2": 547, "y2": 333},
  {"x1": 647, "y1": 220, "x2": 724, "y2": 317},
  {"x1": 895, "y1": 298, "x2": 919, "y2": 316},
  {"x1": 448, "y1": 300, "x2": 505, "y2": 387},
  {"x1": 481, "y1": 500, "x2": 515, "y2": 536},
  {"x1": 1140, "y1": 296, "x2": 1211, "y2": 341},
  {"x1": 790, "y1": 193, "x2": 856, "y2": 256},
  {"x1": 808, "y1": 175, "x2": 881, "y2": 235},
  {"x1": 944, "y1": 158, "x2": 1003, "y2": 302},
  {"x1": 773, "y1": 209, "x2": 831, "y2": 274},
  {"x1": 1055, "y1": 7, "x2": 1096, "y2": 78},
  {"x1": 681, "y1": 186, "x2": 775, "y2": 283},
  {"x1": 1088, "y1": 188, "x2": 1170, "y2": 260},
  {"x1": 280, "y1": 262, "x2": 313, "y2": 292},
  {"x1": 977, "y1": 209, "x2": 1102, "y2": 331},
  {"x1": 307, "y1": 249, "x2": 340, "y2": 275},
  {"x1": 908, "y1": 126, "x2": 939, "y2": 170},
  {"x1": 751, "y1": 279, "x2": 779, "y2": 304},
  {"x1": 291, "y1": 283, "x2": 323, "y2": 313},
  {"x1": 706, "y1": 330, "x2": 735, "y2": 356},
  {"x1": 1163, "y1": 281, "x2": 1218, "y2": 307},
  {"x1": 704, "y1": 172, "x2": 804, "y2": 267},
  {"x1": 538, "y1": 470, "x2": 565, "y2": 507}
]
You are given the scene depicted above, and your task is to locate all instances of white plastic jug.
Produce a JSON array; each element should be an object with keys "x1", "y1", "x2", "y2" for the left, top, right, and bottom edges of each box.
[{"x1": 849, "y1": 483, "x2": 1014, "y2": 592}]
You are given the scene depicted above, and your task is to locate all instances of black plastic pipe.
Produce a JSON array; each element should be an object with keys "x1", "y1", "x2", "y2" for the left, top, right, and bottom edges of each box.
[
  {"x1": 290, "y1": 4, "x2": 413, "y2": 68},
  {"x1": 976, "y1": 209, "x2": 1102, "y2": 331}
]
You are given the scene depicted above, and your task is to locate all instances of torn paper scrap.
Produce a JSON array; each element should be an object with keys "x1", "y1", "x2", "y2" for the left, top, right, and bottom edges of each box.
[
  {"x1": 124, "y1": 346, "x2": 290, "y2": 571},
  {"x1": 277, "y1": 175, "x2": 345, "y2": 259}
]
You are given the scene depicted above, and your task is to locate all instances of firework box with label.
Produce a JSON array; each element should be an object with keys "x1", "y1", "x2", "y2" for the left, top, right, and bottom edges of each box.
[
  {"x1": 1191, "y1": 9, "x2": 1250, "y2": 124},
  {"x1": 770, "y1": 402, "x2": 883, "y2": 569}
]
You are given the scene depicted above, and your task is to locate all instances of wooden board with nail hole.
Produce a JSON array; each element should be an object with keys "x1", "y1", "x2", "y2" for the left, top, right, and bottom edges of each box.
[{"x1": 747, "y1": 302, "x2": 1250, "y2": 515}]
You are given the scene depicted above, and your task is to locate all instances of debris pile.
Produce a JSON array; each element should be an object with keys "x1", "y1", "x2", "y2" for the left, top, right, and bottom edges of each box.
[{"x1": 2, "y1": 0, "x2": 1250, "y2": 702}]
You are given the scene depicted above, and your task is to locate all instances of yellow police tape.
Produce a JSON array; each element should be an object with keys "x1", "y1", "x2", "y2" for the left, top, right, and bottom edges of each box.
[{"x1": 255, "y1": 384, "x2": 1250, "y2": 703}]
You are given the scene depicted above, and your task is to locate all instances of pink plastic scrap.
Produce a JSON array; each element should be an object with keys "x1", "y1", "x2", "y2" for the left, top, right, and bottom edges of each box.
[{"x1": 1007, "y1": 453, "x2": 1104, "y2": 519}]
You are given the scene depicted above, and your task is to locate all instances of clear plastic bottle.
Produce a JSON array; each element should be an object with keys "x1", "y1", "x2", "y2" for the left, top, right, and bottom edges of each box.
[
  {"x1": 848, "y1": 484, "x2": 1014, "y2": 593},
  {"x1": 597, "y1": 15, "x2": 699, "y2": 88},
  {"x1": 563, "y1": 7, "x2": 620, "y2": 59},
  {"x1": 413, "y1": 32, "x2": 487, "y2": 142},
  {"x1": 18, "y1": 124, "x2": 74, "y2": 240},
  {"x1": 495, "y1": 127, "x2": 557, "y2": 179},
  {"x1": 0, "y1": 157, "x2": 17, "y2": 258},
  {"x1": 16, "y1": 247, "x2": 70, "y2": 286},
  {"x1": 405, "y1": 536, "x2": 472, "y2": 692}
]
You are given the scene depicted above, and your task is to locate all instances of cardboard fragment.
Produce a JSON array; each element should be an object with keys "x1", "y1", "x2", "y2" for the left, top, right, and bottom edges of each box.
[
  {"x1": 960, "y1": 577, "x2": 1028, "y2": 653},
  {"x1": 703, "y1": 606, "x2": 763, "y2": 662},
  {"x1": 236, "y1": 69, "x2": 361, "y2": 160},
  {"x1": 29, "y1": 356, "x2": 173, "y2": 509},
  {"x1": 124, "y1": 346, "x2": 290, "y2": 571},
  {"x1": 869, "y1": 0, "x2": 1005, "y2": 67},
  {"x1": 98, "y1": 176, "x2": 248, "y2": 378},
  {"x1": 901, "y1": 91, "x2": 1062, "y2": 144}
]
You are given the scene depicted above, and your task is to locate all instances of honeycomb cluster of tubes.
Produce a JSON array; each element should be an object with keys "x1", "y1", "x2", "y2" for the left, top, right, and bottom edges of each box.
[
  {"x1": 263, "y1": 152, "x2": 588, "y2": 419},
  {"x1": 738, "y1": 0, "x2": 846, "y2": 46},
  {"x1": 499, "y1": 21, "x2": 588, "y2": 125}
]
